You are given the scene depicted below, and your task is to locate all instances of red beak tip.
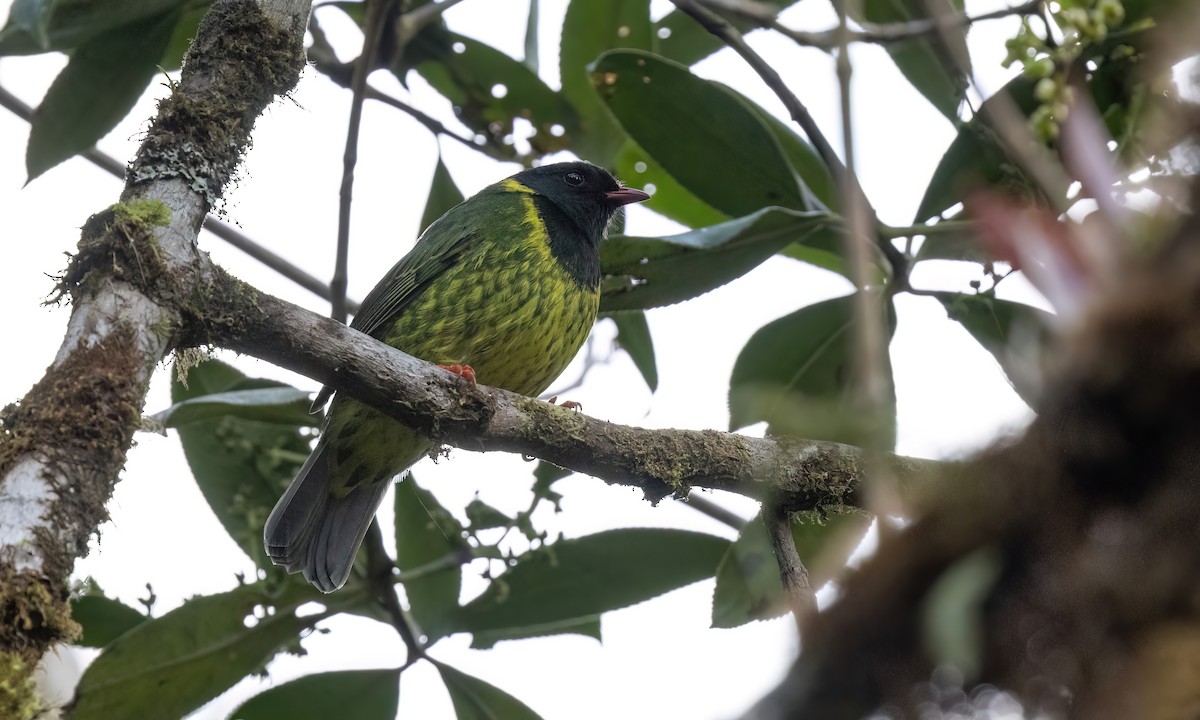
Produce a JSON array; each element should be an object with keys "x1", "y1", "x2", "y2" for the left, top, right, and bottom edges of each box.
[{"x1": 607, "y1": 188, "x2": 652, "y2": 206}]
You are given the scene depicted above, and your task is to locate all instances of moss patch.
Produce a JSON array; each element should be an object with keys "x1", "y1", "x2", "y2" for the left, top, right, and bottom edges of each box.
[
  {"x1": 0, "y1": 330, "x2": 143, "y2": 583},
  {"x1": 52, "y1": 200, "x2": 173, "y2": 306},
  {"x1": 127, "y1": 0, "x2": 304, "y2": 208},
  {"x1": 0, "y1": 651, "x2": 42, "y2": 720}
]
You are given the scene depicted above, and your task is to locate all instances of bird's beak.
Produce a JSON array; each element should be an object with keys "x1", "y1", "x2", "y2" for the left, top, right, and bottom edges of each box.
[{"x1": 605, "y1": 187, "x2": 651, "y2": 206}]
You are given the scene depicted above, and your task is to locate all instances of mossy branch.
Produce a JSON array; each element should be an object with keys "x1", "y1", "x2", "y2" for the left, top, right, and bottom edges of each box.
[{"x1": 182, "y1": 262, "x2": 944, "y2": 508}]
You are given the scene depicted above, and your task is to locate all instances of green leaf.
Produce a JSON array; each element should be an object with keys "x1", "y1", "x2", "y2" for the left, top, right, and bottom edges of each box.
[
  {"x1": 530, "y1": 461, "x2": 570, "y2": 510},
  {"x1": 150, "y1": 387, "x2": 316, "y2": 429},
  {"x1": 850, "y1": 0, "x2": 969, "y2": 121},
  {"x1": 933, "y1": 292, "x2": 1051, "y2": 407},
  {"x1": 70, "y1": 595, "x2": 146, "y2": 648},
  {"x1": 465, "y1": 498, "x2": 513, "y2": 531},
  {"x1": 613, "y1": 138, "x2": 729, "y2": 229},
  {"x1": 420, "y1": 154, "x2": 465, "y2": 234},
  {"x1": 394, "y1": 474, "x2": 469, "y2": 642},
  {"x1": 608, "y1": 311, "x2": 658, "y2": 392},
  {"x1": 0, "y1": 0, "x2": 185, "y2": 55},
  {"x1": 26, "y1": 9, "x2": 177, "y2": 181},
  {"x1": 594, "y1": 50, "x2": 807, "y2": 217},
  {"x1": 406, "y1": 29, "x2": 576, "y2": 156},
  {"x1": 559, "y1": 0, "x2": 652, "y2": 163},
  {"x1": 913, "y1": 219, "x2": 989, "y2": 263},
  {"x1": 434, "y1": 661, "x2": 544, "y2": 720},
  {"x1": 915, "y1": 75, "x2": 1043, "y2": 223},
  {"x1": 159, "y1": 2, "x2": 207, "y2": 71},
  {"x1": 72, "y1": 583, "x2": 310, "y2": 720},
  {"x1": 741, "y1": 91, "x2": 837, "y2": 211},
  {"x1": 453, "y1": 529, "x2": 729, "y2": 644},
  {"x1": 469, "y1": 617, "x2": 601, "y2": 650},
  {"x1": 653, "y1": 0, "x2": 803, "y2": 66},
  {"x1": 600, "y1": 207, "x2": 829, "y2": 312},
  {"x1": 922, "y1": 547, "x2": 1002, "y2": 682},
  {"x1": 729, "y1": 293, "x2": 898, "y2": 448},
  {"x1": 711, "y1": 515, "x2": 785, "y2": 628},
  {"x1": 231, "y1": 669, "x2": 401, "y2": 720},
  {"x1": 711, "y1": 510, "x2": 872, "y2": 628},
  {"x1": 171, "y1": 359, "x2": 311, "y2": 568}
]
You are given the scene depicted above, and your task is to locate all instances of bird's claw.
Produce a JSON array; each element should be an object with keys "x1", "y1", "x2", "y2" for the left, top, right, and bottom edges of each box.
[
  {"x1": 547, "y1": 395, "x2": 582, "y2": 412},
  {"x1": 438, "y1": 364, "x2": 477, "y2": 385}
]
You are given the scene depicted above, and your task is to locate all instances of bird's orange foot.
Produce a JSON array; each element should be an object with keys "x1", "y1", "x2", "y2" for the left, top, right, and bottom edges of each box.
[
  {"x1": 438, "y1": 364, "x2": 476, "y2": 385},
  {"x1": 547, "y1": 395, "x2": 583, "y2": 412}
]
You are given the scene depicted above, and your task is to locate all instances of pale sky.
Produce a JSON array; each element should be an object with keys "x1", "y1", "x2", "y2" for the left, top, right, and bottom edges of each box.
[{"x1": 0, "y1": 1, "x2": 1040, "y2": 717}]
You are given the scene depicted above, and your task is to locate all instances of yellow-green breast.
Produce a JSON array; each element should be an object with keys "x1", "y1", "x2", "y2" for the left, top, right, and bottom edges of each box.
[{"x1": 320, "y1": 178, "x2": 600, "y2": 497}]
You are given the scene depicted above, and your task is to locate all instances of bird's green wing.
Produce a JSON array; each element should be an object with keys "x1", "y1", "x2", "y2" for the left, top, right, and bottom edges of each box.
[
  {"x1": 309, "y1": 201, "x2": 482, "y2": 412},
  {"x1": 349, "y1": 211, "x2": 477, "y2": 338}
]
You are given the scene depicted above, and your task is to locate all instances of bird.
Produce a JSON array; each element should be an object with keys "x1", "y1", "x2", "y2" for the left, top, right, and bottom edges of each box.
[{"x1": 264, "y1": 161, "x2": 650, "y2": 592}]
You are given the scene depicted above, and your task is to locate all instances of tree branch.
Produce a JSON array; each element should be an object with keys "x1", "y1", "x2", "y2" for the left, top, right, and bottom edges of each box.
[
  {"x1": 0, "y1": 83, "x2": 351, "y2": 310},
  {"x1": 767, "y1": 504, "x2": 816, "y2": 633},
  {"x1": 183, "y1": 260, "x2": 943, "y2": 508},
  {"x1": 332, "y1": 0, "x2": 397, "y2": 323},
  {"x1": 0, "y1": 0, "x2": 309, "y2": 672}
]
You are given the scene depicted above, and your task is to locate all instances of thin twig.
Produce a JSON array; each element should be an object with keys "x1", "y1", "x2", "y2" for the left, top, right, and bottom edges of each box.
[
  {"x1": 364, "y1": 522, "x2": 425, "y2": 665},
  {"x1": 0, "y1": 82, "x2": 358, "y2": 311},
  {"x1": 680, "y1": 493, "x2": 748, "y2": 530},
  {"x1": 332, "y1": 0, "x2": 397, "y2": 323},
  {"x1": 668, "y1": 0, "x2": 908, "y2": 281},
  {"x1": 523, "y1": 0, "x2": 540, "y2": 72},
  {"x1": 766, "y1": 504, "x2": 816, "y2": 632},
  {"x1": 306, "y1": 19, "x2": 516, "y2": 163},
  {"x1": 397, "y1": 0, "x2": 469, "y2": 43},
  {"x1": 703, "y1": 0, "x2": 1042, "y2": 50}
]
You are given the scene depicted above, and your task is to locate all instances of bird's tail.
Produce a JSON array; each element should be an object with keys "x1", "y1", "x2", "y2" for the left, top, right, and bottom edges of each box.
[{"x1": 263, "y1": 445, "x2": 389, "y2": 593}]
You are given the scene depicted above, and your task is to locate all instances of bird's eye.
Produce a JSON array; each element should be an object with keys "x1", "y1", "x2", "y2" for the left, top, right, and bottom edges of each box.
[{"x1": 565, "y1": 171, "x2": 584, "y2": 187}]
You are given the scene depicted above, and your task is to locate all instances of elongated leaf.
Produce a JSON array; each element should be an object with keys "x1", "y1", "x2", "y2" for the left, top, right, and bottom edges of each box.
[
  {"x1": 395, "y1": 475, "x2": 469, "y2": 642},
  {"x1": 26, "y1": 9, "x2": 177, "y2": 181},
  {"x1": 850, "y1": 0, "x2": 969, "y2": 121},
  {"x1": 232, "y1": 669, "x2": 401, "y2": 720},
  {"x1": 150, "y1": 387, "x2": 315, "y2": 428},
  {"x1": 614, "y1": 139, "x2": 729, "y2": 228},
  {"x1": 70, "y1": 595, "x2": 146, "y2": 648},
  {"x1": 742, "y1": 97, "x2": 837, "y2": 211},
  {"x1": 72, "y1": 583, "x2": 310, "y2": 720},
  {"x1": 406, "y1": 29, "x2": 576, "y2": 156},
  {"x1": 454, "y1": 529, "x2": 729, "y2": 643},
  {"x1": 711, "y1": 515, "x2": 785, "y2": 628},
  {"x1": 560, "y1": 0, "x2": 652, "y2": 163},
  {"x1": 469, "y1": 618, "x2": 602, "y2": 650},
  {"x1": 913, "y1": 220, "x2": 989, "y2": 263},
  {"x1": 160, "y1": 2, "x2": 207, "y2": 71},
  {"x1": 711, "y1": 510, "x2": 872, "y2": 628},
  {"x1": 421, "y1": 155, "x2": 465, "y2": 234},
  {"x1": 435, "y1": 661, "x2": 544, "y2": 720},
  {"x1": 934, "y1": 292, "x2": 1051, "y2": 407},
  {"x1": 609, "y1": 311, "x2": 658, "y2": 392},
  {"x1": 729, "y1": 293, "x2": 898, "y2": 448},
  {"x1": 600, "y1": 207, "x2": 829, "y2": 312},
  {"x1": 171, "y1": 359, "x2": 311, "y2": 568},
  {"x1": 0, "y1": 0, "x2": 184, "y2": 55},
  {"x1": 653, "y1": 0, "x2": 803, "y2": 66},
  {"x1": 593, "y1": 50, "x2": 807, "y2": 216},
  {"x1": 915, "y1": 76, "x2": 1042, "y2": 223}
]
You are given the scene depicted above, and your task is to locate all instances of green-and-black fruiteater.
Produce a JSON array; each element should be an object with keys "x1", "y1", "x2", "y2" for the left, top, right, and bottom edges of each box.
[{"x1": 264, "y1": 161, "x2": 649, "y2": 592}]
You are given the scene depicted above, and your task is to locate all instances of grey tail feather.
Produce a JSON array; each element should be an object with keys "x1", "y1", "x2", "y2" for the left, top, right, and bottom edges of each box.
[
  {"x1": 264, "y1": 444, "x2": 391, "y2": 593},
  {"x1": 301, "y1": 481, "x2": 390, "y2": 593},
  {"x1": 264, "y1": 445, "x2": 332, "y2": 573}
]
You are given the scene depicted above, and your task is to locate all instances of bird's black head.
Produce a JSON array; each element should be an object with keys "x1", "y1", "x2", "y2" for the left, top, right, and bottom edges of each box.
[{"x1": 513, "y1": 161, "x2": 650, "y2": 243}]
